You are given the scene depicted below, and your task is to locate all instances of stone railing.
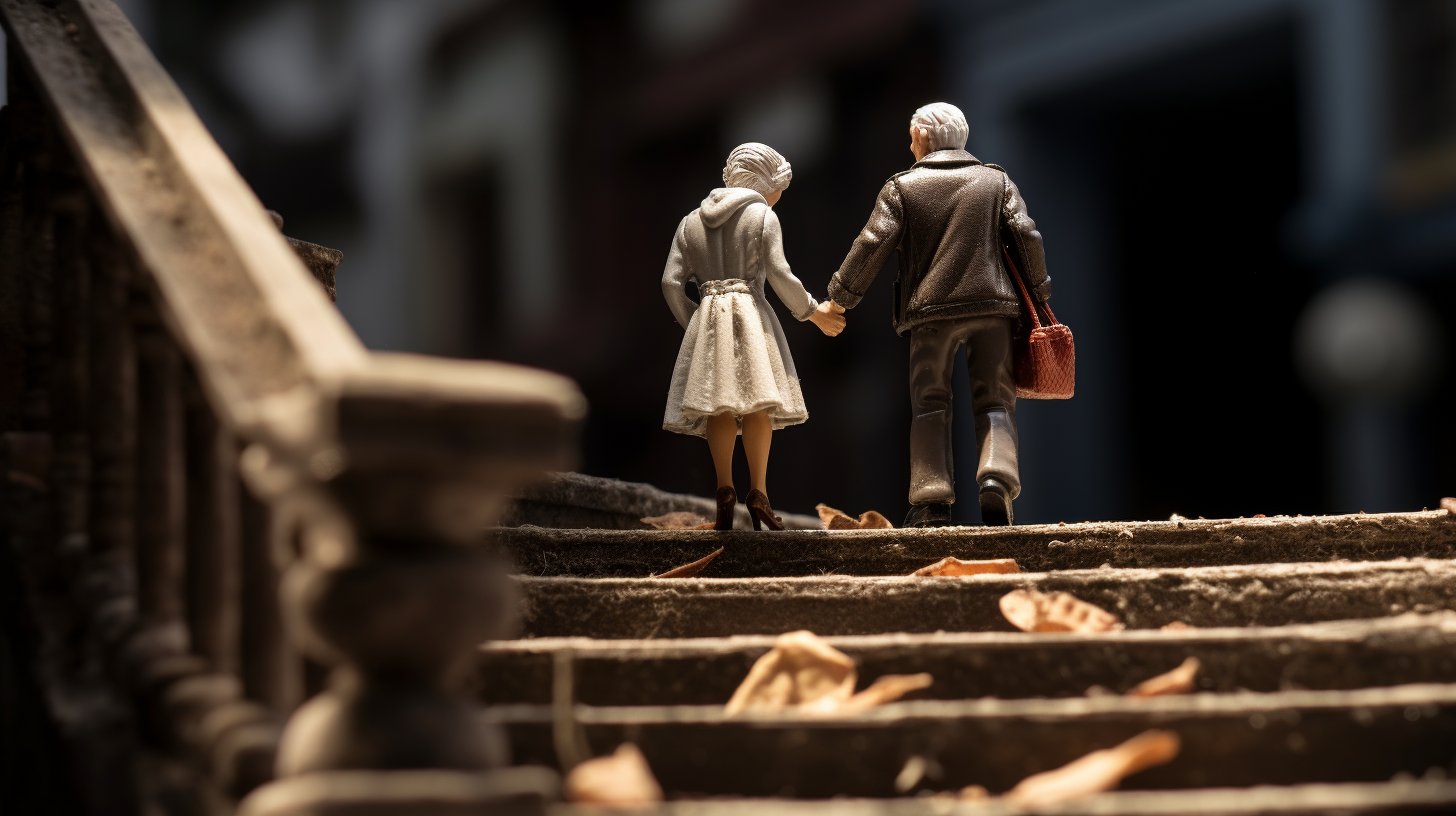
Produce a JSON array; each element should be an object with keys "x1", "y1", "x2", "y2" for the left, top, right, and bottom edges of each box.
[{"x1": 0, "y1": 1, "x2": 583, "y2": 813}]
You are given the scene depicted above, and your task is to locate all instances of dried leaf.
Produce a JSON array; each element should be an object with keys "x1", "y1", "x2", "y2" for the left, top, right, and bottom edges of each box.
[
  {"x1": 895, "y1": 755, "x2": 930, "y2": 793},
  {"x1": 1128, "y1": 657, "x2": 1200, "y2": 698},
  {"x1": 641, "y1": 511, "x2": 712, "y2": 530},
  {"x1": 1442, "y1": 497, "x2": 1456, "y2": 515},
  {"x1": 957, "y1": 785, "x2": 990, "y2": 801},
  {"x1": 564, "y1": 743, "x2": 664, "y2": 806},
  {"x1": 4, "y1": 432, "x2": 50, "y2": 492},
  {"x1": 1160, "y1": 621, "x2": 1196, "y2": 631},
  {"x1": 999, "y1": 589, "x2": 1123, "y2": 633},
  {"x1": 911, "y1": 557, "x2": 1020, "y2": 577},
  {"x1": 816, "y1": 503, "x2": 893, "y2": 530},
  {"x1": 1004, "y1": 730, "x2": 1181, "y2": 807},
  {"x1": 833, "y1": 673, "x2": 933, "y2": 714},
  {"x1": 653, "y1": 547, "x2": 724, "y2": 579},
  {"x1": 725, "y1": 630, "x2": 930, "y2": 717},
  {"x1": 815, "y1": 505, "x2": 845, "y2": 526},
  {"x1": 725, "y1": 631, "x2": 855, "y2": 715}
]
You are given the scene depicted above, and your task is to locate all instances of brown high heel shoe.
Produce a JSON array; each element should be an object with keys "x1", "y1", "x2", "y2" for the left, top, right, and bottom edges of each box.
[
  {"x1": 744, "y1": 488, "x2": 783, "y2": 531},
  {"x1": 714, "y1": 486, "x2": 736, "y2": 531}
]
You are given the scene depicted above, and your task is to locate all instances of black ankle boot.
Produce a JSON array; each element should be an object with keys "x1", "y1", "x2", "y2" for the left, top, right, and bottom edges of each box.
[
  {"x1": 904, "y1": 502, "x2": 952, "y2": 528},
  {"x1": 979, "y1": 477, "x2": 1013, "y2": 526}
]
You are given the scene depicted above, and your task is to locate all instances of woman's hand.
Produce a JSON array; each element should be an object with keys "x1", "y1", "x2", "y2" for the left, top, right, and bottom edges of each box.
[{"x1": 809, "y1": 300, "x2": 847, "y2": 336}]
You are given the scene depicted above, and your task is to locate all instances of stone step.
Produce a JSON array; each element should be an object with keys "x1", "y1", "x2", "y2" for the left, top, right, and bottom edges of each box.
[
  {"x1": 513, "y1": 559, "x2": 1456, "y2": 639},
  {"x1": 544, "y1": 781, "x2": 1456, "y2": 815},
  {"x1": 473, "y1": 613, "x2": 1456, "y2": 706},
  {"x1": 505, "y1": 472, "x2": 822, "y2": 531},
  {"x1": 497, "y1": 510, "x2": 1456, "y2": 578},
  {"x1": 491, "y1": 683, "x2": 1456, "y2": 798}
]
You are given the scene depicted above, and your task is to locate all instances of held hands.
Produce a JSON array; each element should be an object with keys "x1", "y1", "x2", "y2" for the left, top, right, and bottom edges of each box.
[{"x1": 809, "y1": 299, "x2": 847, "y2": 336}]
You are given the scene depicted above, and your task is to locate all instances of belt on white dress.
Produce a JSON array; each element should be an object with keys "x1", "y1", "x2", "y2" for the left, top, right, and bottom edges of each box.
[{"x1": 699, "y1": 278, "x2": 751, "y2": 297}]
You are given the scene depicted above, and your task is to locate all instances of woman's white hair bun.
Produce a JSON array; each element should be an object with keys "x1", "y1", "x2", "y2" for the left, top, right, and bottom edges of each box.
[{"x1": 723, "y1": 142, "x2": 792, "y2": 196}]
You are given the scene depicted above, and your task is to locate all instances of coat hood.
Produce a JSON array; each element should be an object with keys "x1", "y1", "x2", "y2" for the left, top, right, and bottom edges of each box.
[{"x1": 699, "y1": 187, "x2": 765, "y2": 228}]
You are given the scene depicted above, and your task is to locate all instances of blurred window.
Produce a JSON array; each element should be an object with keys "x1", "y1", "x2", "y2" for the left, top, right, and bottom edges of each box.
[{"x1": 1386, "y1": 0, "x2": 1456, "y2": 205}]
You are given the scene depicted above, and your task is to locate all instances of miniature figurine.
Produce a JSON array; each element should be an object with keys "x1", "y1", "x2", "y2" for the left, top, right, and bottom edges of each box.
[
  {"x1": 662, "y1": 143, "x2": 846, "y2": 530},
  {"x1": 826, "y1": 103, "x2": 1051, "y2": 527}
]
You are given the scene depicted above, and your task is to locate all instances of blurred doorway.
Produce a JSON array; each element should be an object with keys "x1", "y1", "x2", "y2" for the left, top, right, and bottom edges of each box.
[
  {"x1": 426, "y1": 162, "x2": 510, "y2": 360},
  {"x1": 1022, "y1": 21, "x2": 1321, "y2": 520}
]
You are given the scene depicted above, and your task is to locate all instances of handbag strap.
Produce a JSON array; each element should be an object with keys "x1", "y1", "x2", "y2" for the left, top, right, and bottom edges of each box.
[{"x1": 1003, "y1": 247, "x2": 1058, "y2": 327}]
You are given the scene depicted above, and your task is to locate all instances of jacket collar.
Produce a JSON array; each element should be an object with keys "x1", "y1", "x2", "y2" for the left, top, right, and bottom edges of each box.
[{"x1": 912, "y1": 149, "x2": 981, "y2": 169}]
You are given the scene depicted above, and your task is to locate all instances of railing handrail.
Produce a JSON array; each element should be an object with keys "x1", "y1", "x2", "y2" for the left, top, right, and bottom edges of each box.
[
  {"x1": 2, "y1": 0, "x2": 362, "y2": 449},
  {"x1": 0, "y1": 1, "x2": 586, "y2": 810},
  {"x1": 0, "y1": 0, "x2": 585, "y2": 462}
]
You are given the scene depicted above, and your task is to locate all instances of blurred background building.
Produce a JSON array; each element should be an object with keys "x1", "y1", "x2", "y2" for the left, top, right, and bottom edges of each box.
[{"x1": 33, "y1": 0, "x2": 1455, "y2": 523}]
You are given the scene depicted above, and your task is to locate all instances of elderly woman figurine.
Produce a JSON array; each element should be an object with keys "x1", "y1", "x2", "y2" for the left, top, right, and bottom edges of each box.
[{"x1": 662, "y1": 143, "x2": 846, "y2": 530}]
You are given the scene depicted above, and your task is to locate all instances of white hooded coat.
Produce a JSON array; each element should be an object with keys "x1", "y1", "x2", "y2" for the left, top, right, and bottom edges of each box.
[{"x1": 661, "y1": 187, "x2": 818, "y2": 437}]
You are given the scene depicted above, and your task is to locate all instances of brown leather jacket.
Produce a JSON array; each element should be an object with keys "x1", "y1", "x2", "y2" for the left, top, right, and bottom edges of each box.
[{"x1": 827, "y1": 149, "x2": 1050, "y2": 335}]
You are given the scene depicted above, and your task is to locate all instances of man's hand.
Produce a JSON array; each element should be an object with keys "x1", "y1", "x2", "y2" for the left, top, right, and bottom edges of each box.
[{"x1": 809, "y1": 299, "x2": 847, "y2": 336}]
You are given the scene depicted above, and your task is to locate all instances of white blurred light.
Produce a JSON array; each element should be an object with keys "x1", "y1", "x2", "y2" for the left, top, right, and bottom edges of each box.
[
  {"x1": 1294, "y1": 277, "x2": 1443, "y2": 403},
  {"x1": 218, "y1": 1, "x2": 359, "y2": 140},
  {"x1": 635, "y1": 0, "x2": 741, "y2": 55},
  {"x1": 725, "y1": 77, "x2": 832, "y2": 170}
]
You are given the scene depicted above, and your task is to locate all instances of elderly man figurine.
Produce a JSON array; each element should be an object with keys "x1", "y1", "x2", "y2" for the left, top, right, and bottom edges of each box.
[
  {"x1": 662, "y1": 143, "x2": 847, "y2": 531},
  {"x1": 826, "y1": 103, "x2": 1052, "y2": 527}
]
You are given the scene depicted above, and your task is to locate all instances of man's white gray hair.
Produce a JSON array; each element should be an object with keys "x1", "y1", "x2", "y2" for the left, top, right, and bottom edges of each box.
[
  {"x1": 910, "y1": 102, "x2": 969, "y2": 152},
  {"x1": 723, "y1": 142, "x2": 792, "y2": 196}
]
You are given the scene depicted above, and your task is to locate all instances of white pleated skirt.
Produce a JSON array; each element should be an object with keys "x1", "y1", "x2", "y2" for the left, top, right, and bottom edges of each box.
[{"x1": 663, "y1": 280, "x2": 809, "y2": 437}]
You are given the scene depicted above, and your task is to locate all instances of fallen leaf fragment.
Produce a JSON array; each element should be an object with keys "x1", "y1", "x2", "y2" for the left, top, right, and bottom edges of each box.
[
  {"x1": 816, "y1": 503, "x2": 893, "y2": 530},
  {"x1": 832, "y1": 673, "x2": 933, "y2": 715},
  {"x1": 999, "y1": 589, "x2": 1123, "y2": 633},
  {"x1": 641, "y1": 511, "x2": 713, "y2": 530},
  {"x1": 1127, "y1": 657, "x2": 1200, "y2": 698},
  {"x1": 930, "y1": 784, "x2": 990, "y2": 802},
  {"x1": 725, "y1": 630, "x2": 931, "y2": 716},
  {"x1": 911, "y1": 557, "x2": 1019, "y2": 577},
  {"x1": 652, "y1": 547, "x2": 724, "y2": 579},
  {"x1": 1160, "y1": 621, "x2": 1196, "y2": 631},
  {"x1": 726, "y1": 630, "x2": 854, "y2": 716},
  {"x1": 895, "y1": 755, "x2": 930, "y2": 793},
  {"x1": 1442, "y1": 497, "x2": 1456, "y2": 515},
  {"x1": 564, "y1": 743, "x2": 664, "y2": 807},
  {"x1": 1004, "y1": 730, "x2": 1180, "y2": 808}
]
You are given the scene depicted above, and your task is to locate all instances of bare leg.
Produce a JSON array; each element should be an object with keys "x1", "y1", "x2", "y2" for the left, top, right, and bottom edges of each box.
[
  {"x1": 741, "y1": 409, "x2": 773, "y2": 496},
  {"x1": 705, "y1": 411, "x2": 738, "y2": 490}
]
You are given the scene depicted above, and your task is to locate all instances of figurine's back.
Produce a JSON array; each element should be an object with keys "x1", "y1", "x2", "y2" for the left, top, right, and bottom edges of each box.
[
  {"x1": 679, "y1": 187, "x2": 769, "y2": 285},
  {"x1": 890, "y1": 160, "x2": 1020, "y2": 327}
]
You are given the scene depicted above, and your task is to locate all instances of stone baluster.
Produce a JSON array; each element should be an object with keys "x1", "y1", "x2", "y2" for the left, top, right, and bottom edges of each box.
[
  {"x1": 0, "y1": 51, "x2": 28, "y2": 433},
  {"x1": 14, "y1": 50, "x2": 52, "y2": 436},
  {"x1": 253, "y1": 356, "x2": 583, "y2": 787},
  {"x1": 240, "y1": 490, "x2": 304, "y2": 714},
  {"x1": 131, "y1": 300, "x2": 187, "y2": 656},
  {"x1": 85, "y1": 228, "x2": 138, "y2": 631},
  {"x1": 183, "y1": 371, "x2": 240, "y2": 675},
  {"x1": 50, "y1": 158, "x2": 91, "y2": 559}
]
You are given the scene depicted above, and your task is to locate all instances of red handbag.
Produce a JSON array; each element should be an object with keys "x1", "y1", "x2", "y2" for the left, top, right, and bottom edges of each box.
[{"x1": 1004, "y1": 248, "x2": 1074, "y2": 399}]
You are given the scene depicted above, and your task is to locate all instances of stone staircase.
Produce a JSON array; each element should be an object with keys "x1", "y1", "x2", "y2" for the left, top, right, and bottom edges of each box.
[{"x1": 484, "y1": 505, "x2": 1456, "y2": 812}]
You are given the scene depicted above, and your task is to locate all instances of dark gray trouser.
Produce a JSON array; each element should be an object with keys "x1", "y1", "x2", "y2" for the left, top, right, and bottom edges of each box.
[{"x1": 907, "y1": 316, "x2": 1020, "y2": 505}]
